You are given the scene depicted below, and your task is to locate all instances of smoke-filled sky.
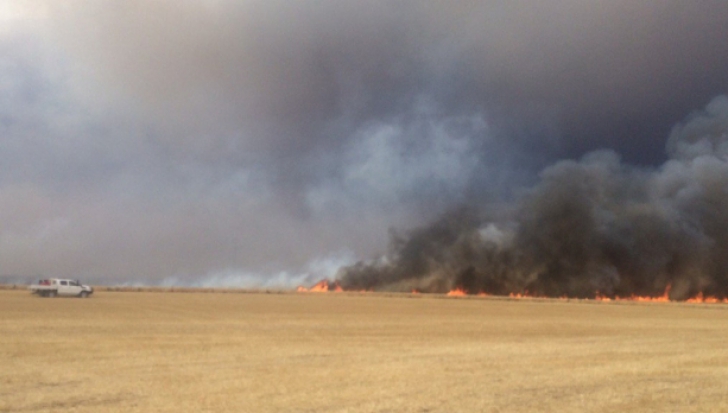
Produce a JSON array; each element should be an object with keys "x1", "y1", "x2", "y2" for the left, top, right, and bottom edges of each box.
[{"x1": 2, "y1": 1, "x2": 728, "y2": 286}]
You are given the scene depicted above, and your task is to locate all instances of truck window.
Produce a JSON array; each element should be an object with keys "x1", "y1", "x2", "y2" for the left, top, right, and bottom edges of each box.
[{"x1": 60, "y1": 281, "x2": 68, "y2": 286}]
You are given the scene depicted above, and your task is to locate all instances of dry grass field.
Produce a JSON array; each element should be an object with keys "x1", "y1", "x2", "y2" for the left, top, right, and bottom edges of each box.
[{"x1": 1, "y1": 289, "x2": 727, "y2": 413}]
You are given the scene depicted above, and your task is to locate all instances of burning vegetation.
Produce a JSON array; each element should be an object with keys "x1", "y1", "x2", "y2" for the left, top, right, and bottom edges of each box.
[
  {"x1": 296, "y1": 280, "x2": 343, "y2": 293},
  {"x1": 296, "y1": 279, "x2": 728, "y2": 304},
  {"x1": 324, "y1": 96, "x2": 728, "y2": 303}
]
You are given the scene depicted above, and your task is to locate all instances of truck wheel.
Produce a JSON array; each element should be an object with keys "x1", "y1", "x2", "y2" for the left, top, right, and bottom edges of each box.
[
  {"x1": 48, "y1": 291, "x2": 57, "y2": 298},
  {"x1": 80, "y1": 291, "x2": 89, "y2": 298}
]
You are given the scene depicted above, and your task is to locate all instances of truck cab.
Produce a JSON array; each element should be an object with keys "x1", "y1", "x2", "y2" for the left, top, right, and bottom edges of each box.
[{"x1": 58, "y1": 279, "x2": 85, "y2": 296}]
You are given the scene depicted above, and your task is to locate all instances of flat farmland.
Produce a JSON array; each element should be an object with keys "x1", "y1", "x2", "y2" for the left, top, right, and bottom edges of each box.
[{"x1": 1, "y1": 290, "x2": 727, "y2": 413}]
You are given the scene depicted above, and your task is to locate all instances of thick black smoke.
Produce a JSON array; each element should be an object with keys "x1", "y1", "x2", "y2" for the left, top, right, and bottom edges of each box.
[{"x1": 338, "y1": 96, "x2": 728, "y2": 299}]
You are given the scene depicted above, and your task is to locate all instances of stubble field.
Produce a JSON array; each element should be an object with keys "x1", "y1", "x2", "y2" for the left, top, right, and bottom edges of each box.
[{"x1": 1, "y1": 289, "x2": 727, "y2": 413}]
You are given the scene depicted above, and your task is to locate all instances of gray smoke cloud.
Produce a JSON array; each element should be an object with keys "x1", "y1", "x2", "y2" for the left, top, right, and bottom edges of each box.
[
  {"x1": 339, "y1": 96, "x2": 728, "y2": 299},
  {"x1": 1, "y1": 1, "x2": 728, "y2": 286}
]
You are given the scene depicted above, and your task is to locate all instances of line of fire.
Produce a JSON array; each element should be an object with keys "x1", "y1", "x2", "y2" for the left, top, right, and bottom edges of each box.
[{"x1": 295, "y1": 280, "x2": 728, "y2": 304}]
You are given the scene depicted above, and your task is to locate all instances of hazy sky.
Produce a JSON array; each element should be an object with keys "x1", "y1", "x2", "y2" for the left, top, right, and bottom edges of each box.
[{"x1": 2, "y1": 1, "x2": 728, "y2": 286}]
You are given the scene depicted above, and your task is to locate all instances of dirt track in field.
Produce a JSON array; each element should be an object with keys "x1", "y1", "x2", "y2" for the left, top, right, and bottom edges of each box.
[{"x1": 1, "y1": 289, "x2": 727, "y2": 412}]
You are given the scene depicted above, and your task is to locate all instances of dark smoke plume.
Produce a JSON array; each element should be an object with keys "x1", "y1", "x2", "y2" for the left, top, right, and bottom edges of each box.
[{"x1": 338, "y1": 96, "x2": 728, "y2": 300}]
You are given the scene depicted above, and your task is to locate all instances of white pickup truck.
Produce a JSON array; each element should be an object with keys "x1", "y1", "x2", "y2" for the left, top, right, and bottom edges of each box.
[{"x1": 29, "y1": 278, "x2": 94, "y2": 298}]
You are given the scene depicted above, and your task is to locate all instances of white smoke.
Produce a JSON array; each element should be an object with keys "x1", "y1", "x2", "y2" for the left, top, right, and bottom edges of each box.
[{"x1": 158, "y1": 250, "x2": 355, "y2": 289}]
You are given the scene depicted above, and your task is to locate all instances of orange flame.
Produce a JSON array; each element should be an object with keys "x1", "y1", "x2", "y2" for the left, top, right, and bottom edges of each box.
[
  {"x1": 595, "y1": 284, "x2": 672, "y2": 303},
  {"x1": 296, "y1": 279, "x2": 342, "y2": 293},
  {"x1": 593, "y1": 284, "x2": 724, "y2": 304},
  {"x1": 508, "y1": 290, "x2": 539, "y2": 299},
  {"x1": 446, "y1": 288, "x2": 467, "y2": 297},
  {"x1": 293, "y1": 280, "x2": 726, "y2": 304},
  {"x1": 309, "y1": 280, "x2": 330, "y2": 292},
  {"x1": 685, "y1": 292, "x2": 728, "y2": 304}
]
